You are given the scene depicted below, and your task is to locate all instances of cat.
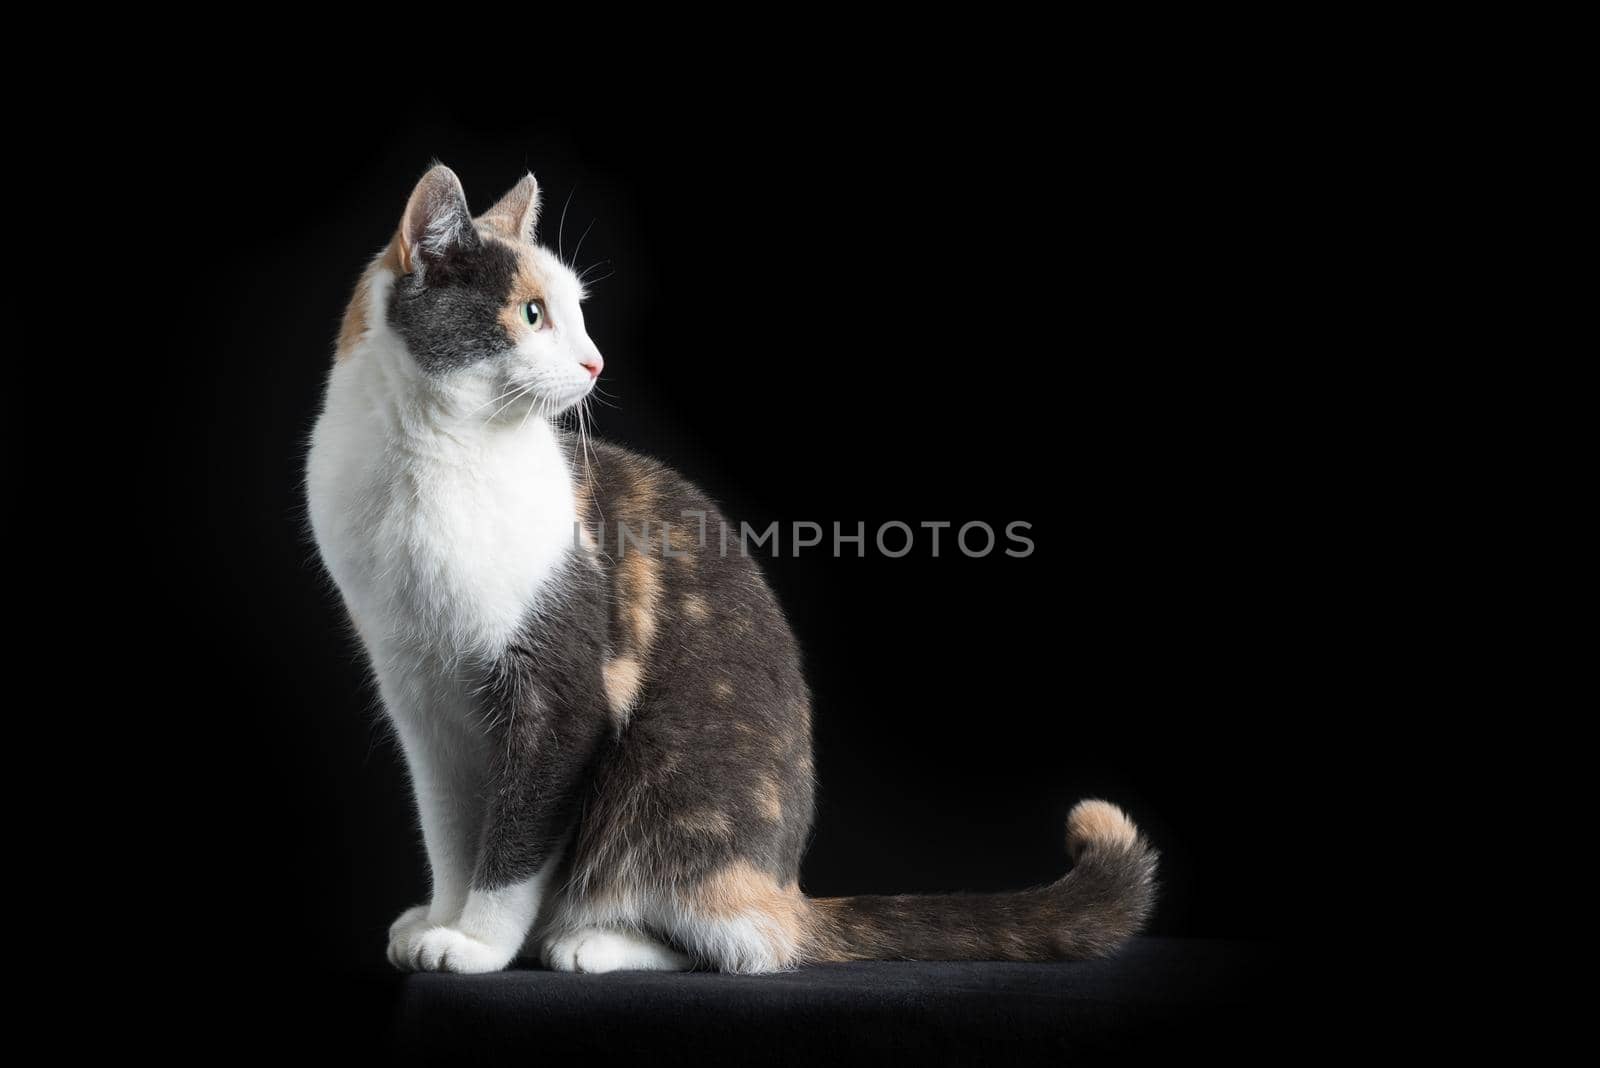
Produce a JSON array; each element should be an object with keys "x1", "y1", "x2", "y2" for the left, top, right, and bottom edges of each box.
[{"x1": 305, "y1": 164, "x2": 1157, "y2": 974}]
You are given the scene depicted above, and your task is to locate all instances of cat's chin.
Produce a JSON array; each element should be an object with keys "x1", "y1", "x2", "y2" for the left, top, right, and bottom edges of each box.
[{"x1": 543, "y1": 384, "x2": 596, "y2": 417}]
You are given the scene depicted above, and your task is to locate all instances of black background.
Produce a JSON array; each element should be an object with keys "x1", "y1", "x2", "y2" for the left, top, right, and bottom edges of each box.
[{"x1": 146, "y1": 100, "x2": 1311, "y2": 1017}]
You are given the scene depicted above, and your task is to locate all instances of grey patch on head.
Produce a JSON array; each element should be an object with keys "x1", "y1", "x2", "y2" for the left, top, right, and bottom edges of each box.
[{"x1": 388, "y1": 236, "x2": 522, "y2": 375}]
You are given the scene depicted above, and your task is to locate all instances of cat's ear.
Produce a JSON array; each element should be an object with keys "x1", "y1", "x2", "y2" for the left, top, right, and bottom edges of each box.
[
  {"x1": 397, "y1": 164, "x2": 478, "y2": 275},
  {"x1": 478, "y1": 173, "x2": 541, "y2": 245}
]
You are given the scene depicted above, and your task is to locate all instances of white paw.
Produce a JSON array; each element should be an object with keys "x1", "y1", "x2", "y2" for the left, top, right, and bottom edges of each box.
[
  {"x1": 406, "y1": 926, "x2": 516, "y2": 974},
  {"x1": 543, "y1": 926, "x2": 692, "y2": 974},
  {"x1": 386, "y1": 905, "x2": 433, "y2": 969}
]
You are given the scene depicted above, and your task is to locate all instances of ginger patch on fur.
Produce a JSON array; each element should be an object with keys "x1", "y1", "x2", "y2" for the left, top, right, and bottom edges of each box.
[
  {"x1": 754, "y1": 776, "x2": 784, "y2": 822},
  {"x1": 602, "y1": 655, "x2": 646, "y2": 723},
  {"x1": 682, "y1": 592, "x2": 711, "y2": 622},
  {"x1": 674, "y1": 807, "x2": 736, "y2": 840},
  {"x1": 494, "y1": 246, "x2": 550, "y2": 340},
  {"x1": 619, "y1": 550, "x2": 663, "y2": 650},
  {"x1": 335, "y1": 242, "x2": 402, "y2": 361},
  {"x1": 1066, "y1": 799, "x2": 1139, "y2": 855},
  {"x1": 687, "y1": 861, "x2": 806, "y2": 948}
]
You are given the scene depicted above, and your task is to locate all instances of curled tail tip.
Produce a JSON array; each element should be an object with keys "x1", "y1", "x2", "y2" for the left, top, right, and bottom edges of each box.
[
  {"x1": 1060, "y1": 799, "x2": 1159, "y2": 957},
  {"x1": 1065, "y1": 798, "x2": 1143, "y2": 860}
]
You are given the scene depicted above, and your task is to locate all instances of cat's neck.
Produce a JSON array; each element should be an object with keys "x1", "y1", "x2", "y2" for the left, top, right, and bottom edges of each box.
[
  {"x1": 322, "y1": 331, "x2": 579, "y2": 656},
  {"x1": 351, "y1": 277, "x2": 565, "y2": 470},
  {"x1": 388, "y1": 384, "x2": 564, "y2": 470}
]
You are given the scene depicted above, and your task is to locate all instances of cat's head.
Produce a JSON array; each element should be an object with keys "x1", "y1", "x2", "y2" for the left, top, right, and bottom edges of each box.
[{"x1": 347, "y1": 164, "x2": 602, "y2": 419}]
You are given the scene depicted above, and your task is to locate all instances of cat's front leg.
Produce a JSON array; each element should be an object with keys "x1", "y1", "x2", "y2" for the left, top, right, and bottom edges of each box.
[
  {"x1": 404, "y1": 872, "x2": 561, "y2": 973},
  {"x1": 379, "y1": 667, "x2": 492, "y2": 968},
  {"x1": 403, "y1": 746, "x2": 590, "y2": 973},
  {"x1": 404, "y1": 685, "x2": 608, "y2": 974},
  {"x1": 386, "y1": 905, "x2": 433, "y2": 968}
]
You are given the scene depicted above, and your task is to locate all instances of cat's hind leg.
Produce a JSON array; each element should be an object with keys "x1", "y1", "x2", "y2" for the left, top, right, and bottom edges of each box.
[{"x1": 542, "y1": 926, "x2": 692, "y2": 974}]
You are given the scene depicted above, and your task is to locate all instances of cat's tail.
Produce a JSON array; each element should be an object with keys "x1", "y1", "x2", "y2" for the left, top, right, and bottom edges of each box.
[{"x1": 803, "y1": 799, "x2": 1157, "y2": 962}]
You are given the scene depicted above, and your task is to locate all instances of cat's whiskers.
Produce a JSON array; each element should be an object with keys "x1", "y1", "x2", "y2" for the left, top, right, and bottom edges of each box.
[
  {"x1": 577, "y1": 395, "x2": 596, "y2": 493},
  {"x1": 469, "y1": 382, "x2": 536, "y2": 417},
  {"x1": 516, "y1": 388, "x2": 551, "y2": 435},
  {"x1": 570, "y1": 219, "x2": 596, "y2": 269},
  {"x1": 571, "y1": 392, "x2": 606, "y2": 532},
  {"x1": 485, "y1": 382, "x2": 539, "y2": 424},
  {"x1": 577, "y1": 259, "x2": 613, "y2": 285},
  {"x1": 557, "y1": 185, "x2": 576, "y2": 265}
]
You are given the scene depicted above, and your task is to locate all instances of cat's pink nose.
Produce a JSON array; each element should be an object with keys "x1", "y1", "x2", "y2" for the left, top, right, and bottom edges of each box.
[{"x1": 581, "y1": 353, "x2": 604, "y2": 379}]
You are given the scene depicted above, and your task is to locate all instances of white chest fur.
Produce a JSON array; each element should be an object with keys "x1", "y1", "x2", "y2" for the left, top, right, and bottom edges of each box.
[{"x1": 305, "y1": 332, "x2": 577, "y2": 665}]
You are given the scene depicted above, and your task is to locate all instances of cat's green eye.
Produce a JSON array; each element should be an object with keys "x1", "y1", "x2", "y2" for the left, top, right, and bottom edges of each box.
[{"x1": 521, "y1": 300, "x2": 545, "y2": 329}]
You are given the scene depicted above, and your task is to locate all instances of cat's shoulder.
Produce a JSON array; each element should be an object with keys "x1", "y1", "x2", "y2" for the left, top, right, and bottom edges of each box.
[{"x1": 564, "y1": 435, "x2": 715, "y2": 510}]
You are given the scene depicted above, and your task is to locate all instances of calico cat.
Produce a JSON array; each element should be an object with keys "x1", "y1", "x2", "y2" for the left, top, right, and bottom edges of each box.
[{"x1": 305, "y1": 165, "x2": 1157, "y2": 974}]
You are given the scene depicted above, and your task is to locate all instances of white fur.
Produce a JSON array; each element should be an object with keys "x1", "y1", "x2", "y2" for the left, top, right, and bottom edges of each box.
[
  {"x1": 547, "y1": 884, "x2": 793, "y2": 974},
  {"x1": 395, "y1": 866, "x2": 561, "y2": 974},
  {"x1": 543, "y1": 926, "x2": 692, "y2": 974},
  {"x1": 308, "y1": 269, "x2": 583, "y2": 660},
  {"x1": 307, "y1": 244, "x2": 599, "y2": 973}
]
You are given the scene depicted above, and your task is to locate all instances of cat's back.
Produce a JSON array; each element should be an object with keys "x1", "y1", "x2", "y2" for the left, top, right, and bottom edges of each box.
[
  {"x1": 568, "y1": 437, "x2": 816, "y2": 885},
  {"x1": 573, "y1": 435, "x2": 807, "y2": 724},
  {"x1": 574, "y1": 435, "x2": 777, "y2": 601}
]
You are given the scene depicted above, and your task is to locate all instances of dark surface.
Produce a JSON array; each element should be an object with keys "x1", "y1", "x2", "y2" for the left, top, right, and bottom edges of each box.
[{"x1": 385, "y1": 938, "x2": 1282, "y2": 1065}]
